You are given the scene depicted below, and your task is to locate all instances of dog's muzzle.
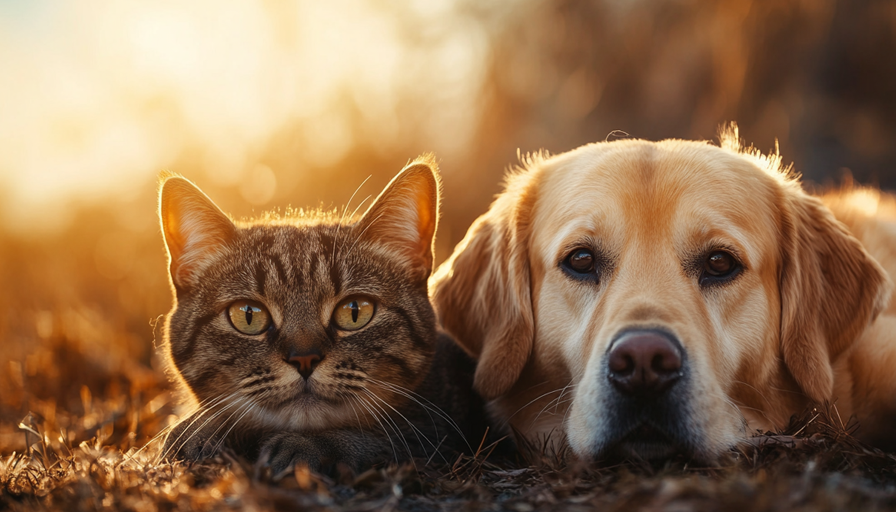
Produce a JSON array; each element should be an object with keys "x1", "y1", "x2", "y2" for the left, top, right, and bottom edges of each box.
[{"x1": 597, "y1": 329, "x2": 693, "y2": 460}]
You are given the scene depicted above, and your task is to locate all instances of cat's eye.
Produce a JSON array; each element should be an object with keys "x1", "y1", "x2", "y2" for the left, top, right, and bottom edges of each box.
[
  {"x1": 332, "y1": 296, "x2": 375, "y2": 331},
  {"x1": 227, "y1": 300, "x2": 272, "y2": 335}
]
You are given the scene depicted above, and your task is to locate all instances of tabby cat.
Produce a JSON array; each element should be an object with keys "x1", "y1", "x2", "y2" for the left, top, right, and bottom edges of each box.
[{"x1": 157, "y1": 157, "x2": 490, "y2": 476}]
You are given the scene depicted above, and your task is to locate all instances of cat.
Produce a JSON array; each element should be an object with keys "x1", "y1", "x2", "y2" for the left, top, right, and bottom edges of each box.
[{"x1": 157, "y1": 156, "x2": 492, "y2": 477}]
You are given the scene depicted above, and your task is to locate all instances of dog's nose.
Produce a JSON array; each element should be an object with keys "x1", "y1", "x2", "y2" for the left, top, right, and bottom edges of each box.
[
  {"x1": 287, "y1": 350, "x2": 323, "y2": 380},
  {"x1": 607, "y1": 330, "x2": 682, "y2": 395}
]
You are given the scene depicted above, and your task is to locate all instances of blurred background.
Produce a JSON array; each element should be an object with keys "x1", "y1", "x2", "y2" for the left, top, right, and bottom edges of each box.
[{"x1": 1, "y1": 0, "x2": 895, "y2": 452}]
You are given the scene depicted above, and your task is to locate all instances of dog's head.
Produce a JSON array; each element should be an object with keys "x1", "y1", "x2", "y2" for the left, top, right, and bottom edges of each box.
[{"x1": 431, "y1": 129, "x2": 891, "y2": 461}]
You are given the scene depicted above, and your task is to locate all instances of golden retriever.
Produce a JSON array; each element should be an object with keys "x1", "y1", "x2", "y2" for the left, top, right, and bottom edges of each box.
[{"x1": 431, "y1": 126, "x2": 896, "y2": 461}]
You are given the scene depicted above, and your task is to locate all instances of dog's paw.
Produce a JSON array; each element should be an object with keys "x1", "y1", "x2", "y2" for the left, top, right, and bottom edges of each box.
[{"x1": 257, "y1": 432, "x2": 327, "y2": 479}]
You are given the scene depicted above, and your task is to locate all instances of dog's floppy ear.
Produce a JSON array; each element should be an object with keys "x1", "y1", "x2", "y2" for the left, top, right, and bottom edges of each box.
[
  {"x1": 430, "y1": 171, "x2": 538, "y2": 400},
  {"x1": 779, "y1": 190, "x2": 892, "y2": 403}
]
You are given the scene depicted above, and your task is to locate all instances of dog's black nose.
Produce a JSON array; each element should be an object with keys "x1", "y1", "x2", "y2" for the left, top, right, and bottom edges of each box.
[{"x1": 607, "y1": 330, "x2": 682, "y2": 395}]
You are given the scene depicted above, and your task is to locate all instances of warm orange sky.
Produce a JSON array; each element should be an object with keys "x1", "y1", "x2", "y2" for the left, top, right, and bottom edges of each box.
[
  {"x1": 0, "y1": 0, "x2": 493, "y2": 231},
  {"x1": 5, "y1": 0, "x2": 894, "y2": 238}
]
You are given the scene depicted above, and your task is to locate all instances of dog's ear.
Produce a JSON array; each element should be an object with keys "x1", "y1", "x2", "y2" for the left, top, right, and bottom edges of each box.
[
  {"x1": 779, "y1": 190, "x2": 892, "y2": 402},
  {"x1": 430, "y1": 172, "x2": 537, "y2": 400}
]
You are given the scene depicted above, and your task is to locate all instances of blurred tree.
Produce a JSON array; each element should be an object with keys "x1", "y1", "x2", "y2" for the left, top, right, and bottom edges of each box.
[{"x1": 440, "y1": 0, "x2": 896, "y2": 244}]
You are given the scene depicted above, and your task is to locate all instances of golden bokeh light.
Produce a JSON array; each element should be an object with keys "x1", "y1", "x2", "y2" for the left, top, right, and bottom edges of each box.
[
  {"x1": 2, "y1": 1, "x2": 896, "y2": 507},
  {"x1": 0, "y1": 0, "x2": 491, "y2": 231}
]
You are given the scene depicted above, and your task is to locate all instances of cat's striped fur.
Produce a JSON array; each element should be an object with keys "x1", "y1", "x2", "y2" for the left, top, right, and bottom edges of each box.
[{"x1": 158, "y1": 157, "x2": 490, "y2": 476}]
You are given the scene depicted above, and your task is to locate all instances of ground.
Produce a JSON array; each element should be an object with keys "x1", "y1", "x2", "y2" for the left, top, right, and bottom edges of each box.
[
  {"x1": 4, "y1": 342, "x2": 896, "y2": 512},
  {"x1": 3, "y1": 214, "x2": 896, "y2": 511}
]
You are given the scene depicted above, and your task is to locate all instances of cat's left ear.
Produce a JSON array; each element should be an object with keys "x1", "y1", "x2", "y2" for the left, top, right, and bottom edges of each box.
[
  {"x1": 159, "y1": 175, "x2": 237, "y2": 290},
  {"x1": 355, "y1": 155, "x2": 441, "y2": 281}
]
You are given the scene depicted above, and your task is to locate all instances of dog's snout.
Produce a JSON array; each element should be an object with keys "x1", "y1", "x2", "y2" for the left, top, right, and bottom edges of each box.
[{"x1": 607, "y1": 331, "x2": 683, "y2": 395}]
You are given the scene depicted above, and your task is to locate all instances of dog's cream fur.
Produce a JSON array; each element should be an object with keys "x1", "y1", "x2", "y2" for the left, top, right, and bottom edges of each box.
[{"x1": 431, "y1": 127, "x2": 896, "y2": 460}]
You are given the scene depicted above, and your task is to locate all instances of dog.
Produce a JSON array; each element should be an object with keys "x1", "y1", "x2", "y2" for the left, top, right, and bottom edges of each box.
[{"x1": 431, "y1": 126, "x2": 896, "y2": 462}]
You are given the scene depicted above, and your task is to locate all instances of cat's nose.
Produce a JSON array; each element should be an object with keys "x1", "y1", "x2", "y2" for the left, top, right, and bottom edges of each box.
[{"x1": 287, "y1": 350, "x2": 323, "y2": 380}]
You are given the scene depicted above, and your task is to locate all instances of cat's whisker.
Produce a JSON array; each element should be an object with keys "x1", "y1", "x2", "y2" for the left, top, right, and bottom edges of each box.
[
  {"x1": 333, "y1": 175, "x2": 372, "y2": 266},
  {"x1": 368, "y1": 379, "x2": 473, "y2": 453},
  {"x1": 370, "y1": 381, "x2": 439, "y2": 434},
  {"x1": 158, "y1": 165, "x2": 472, "y2": 470},
  {"x1": 161, "y1": 392, "x2": 244, "y2": 462},
  {"x1": 552, "y1": 396, "x2": 575, "y2": 412},
  {"x1": 208, "y1": 397, "x2": 261, "y2": 457},
  {"x1": 344, "y1": 393, "x2": 366, "y2": 432},
  {"x1": 362, "y1": 388, "x2": 440, "y2": 465},
  {"x1": 352, "y1": 395, "x2": 400, "y2": 464},
  {"x1": 338, "y1": 194, "x2": 373, "y2": 267},
  {"x1": 358, "y1": 391, "x2": 415, "y2": 462},
  {"x1": 199, "y1": 396, "x2": 253, "y2": 457},
  {"x1": 342, "y1": 211, "x2": 386, "y2": 264},
  {"x1": 368, "y1": 379, "x2": 460, "y2": 429},
  {"x1": 155, "y1": 391, "x2": 239, "y2": 463},
  {"x1": 339, "y1": 176, "x2": 371, "y2": 225},
  {"x1": 363, "y1": 394, "x2": 413, "y2": 462},
  {"x1": 347, "y1": 195, "x2": 372, "y2": 221},
  {"x1": 363, "y1": 385, "x2": 463, "y2": 468},
  {"x1": 725, "y1": 398, "x2": 765, "y2": 415},
  {"x1": 163, "y1": 410, "x2": 237, "y2": 463},
  {"x1": 126, "y1": 392, "x2": 232, "y2": 467},
  {"x1": 122, "y1": 419, "x2": 186, "y2": 468}
]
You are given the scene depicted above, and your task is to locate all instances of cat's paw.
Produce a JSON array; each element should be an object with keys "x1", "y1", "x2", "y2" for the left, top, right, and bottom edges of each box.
[
  {"x1": 161, "y1": 420, "x2": 222, "y2": 462},
  {"x1": 257, "y1": 432, "x2": 328, "y2": 479}
]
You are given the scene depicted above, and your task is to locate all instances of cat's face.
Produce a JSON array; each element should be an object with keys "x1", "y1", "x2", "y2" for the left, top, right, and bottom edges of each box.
[{"x1": 159, "y1": 159, "x2": 440, "y2": 432}]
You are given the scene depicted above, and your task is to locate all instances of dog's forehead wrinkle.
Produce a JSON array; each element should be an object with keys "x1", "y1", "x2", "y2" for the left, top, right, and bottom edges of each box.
[{"x1": 535, "y1": 149, "x2": 762, "y2": 262}]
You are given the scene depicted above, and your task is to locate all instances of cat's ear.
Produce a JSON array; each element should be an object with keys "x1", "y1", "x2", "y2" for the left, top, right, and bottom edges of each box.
[
  {"x1": 159, "y1": 175, "x2": 237, "y2": 290},
  {"x1": 355, "y1": 155, "x2": 440, "y2": 281}
]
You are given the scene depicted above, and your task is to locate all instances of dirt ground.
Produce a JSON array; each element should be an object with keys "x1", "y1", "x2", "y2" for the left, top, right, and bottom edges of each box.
[
  {"x1": 3, "y1": 219, "x2": 896, "y2": 512},
  {"x1": 5, "y1": 396, "x2": 896, "y2": 512}
]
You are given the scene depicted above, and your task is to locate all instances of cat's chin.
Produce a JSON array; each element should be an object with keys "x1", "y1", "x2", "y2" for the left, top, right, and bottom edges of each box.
[
  {"x1": 291, "y1": 392, "x2": 329, "y2": 408},
  {"x1": 252, "y1": 394, "x2": 357, "y2": 431},
  {"x1": 288, "y1": 405, "x2": 358, "y2": 431}
]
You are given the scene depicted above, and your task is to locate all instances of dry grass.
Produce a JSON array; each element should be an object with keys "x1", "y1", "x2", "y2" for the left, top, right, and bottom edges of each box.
[
  {"x1": 5, "y1": 203, "x2": 896, "y2": 512},
  {"x1": 3, "y1": 1, "x2": 895, "y2": 507},
  {"x1": 6, "y1": 396, "x2": 896, "y2": 512}
]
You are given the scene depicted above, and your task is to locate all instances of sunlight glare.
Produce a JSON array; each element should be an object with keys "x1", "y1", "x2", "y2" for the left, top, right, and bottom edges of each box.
[{"x1": 0, "y1": 0, "x2": 487, "y2": 232}]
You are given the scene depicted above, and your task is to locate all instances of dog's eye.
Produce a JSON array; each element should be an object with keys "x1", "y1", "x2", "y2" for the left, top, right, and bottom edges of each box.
[
  {"x1": 559, "y1": 248, "x2": 600, "y2": 283},
  {"x1": 705, "y1": 251, "x2": 735, "y2": 276},
  {"x1": 568, "y1": 249, "x2": 595, "y2": 273},
  {"x1": 700, "y1": 251, "x2": 741, "y2": 286}
]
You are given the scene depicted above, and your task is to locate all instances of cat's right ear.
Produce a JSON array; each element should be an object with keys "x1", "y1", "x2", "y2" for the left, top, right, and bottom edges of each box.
[
  {"x1": 159, "y1": 175, "x2": 236, "y2": 290},
  {"x1": 355, "y1": 155, "x2": 440, "y2": 282}
]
